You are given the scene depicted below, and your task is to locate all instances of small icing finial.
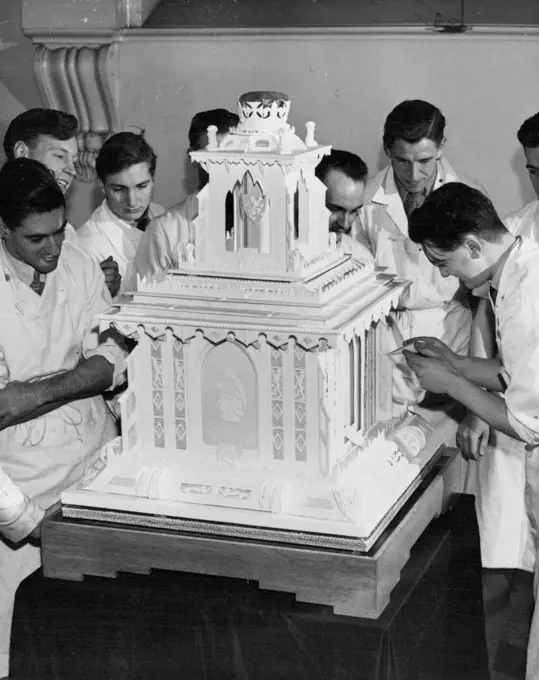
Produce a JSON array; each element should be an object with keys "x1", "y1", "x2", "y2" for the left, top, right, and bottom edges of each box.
[
  {"x1": 279, "y1": 128, "x2": 291, "y2": 154},
  {"x1": 184, "y1": 242, "x2": 196, "y2": 265},
  {"x1": 206, "y1": 125, "x2": 218, "y2": 149},
  {"x1": 305, "y1": 121, "x2": 317, "y2": 147}
]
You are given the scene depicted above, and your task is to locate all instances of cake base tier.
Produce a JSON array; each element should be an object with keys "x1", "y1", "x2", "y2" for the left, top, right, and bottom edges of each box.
[
  {"x1": 42, "y1": 447, "x2": 463, "y2": 619},
  {"x1": 62, "y1": 440, "x2": 445, "y2": 551}
]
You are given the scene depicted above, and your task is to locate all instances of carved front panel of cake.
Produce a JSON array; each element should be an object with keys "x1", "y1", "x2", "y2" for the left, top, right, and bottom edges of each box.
[{"x1": 201, "y1": 341, "x2": 258, "y2": 451}]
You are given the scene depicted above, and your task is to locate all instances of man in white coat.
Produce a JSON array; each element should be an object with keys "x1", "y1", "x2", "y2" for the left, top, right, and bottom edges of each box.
[
  {"x1": 456, "y1": 112, "x2": 539, "y2": 673},
  {"x1": 399, "y1": 182, "x2": 539, "y2": 680},
  {"x1": 0, "y1": 158, "x2": 127, "y2": 679},
  {"x1": 358, "y1": 100, "x2": 486, "y2": 406},
  {"x1": 505, "y1": 112, "x2": 539, "y2": 239},
  {"x1": 314, "y1": 149, "x2": 375, "y2": 263},
  {"x1": 3, "y1": 108, "x2": 121, "y2": 298},
  {"x1": 460, "y1": 112, "x2": 539, "y2": 571},
  {"x1": 77, "y1": 132, "x2": 165, "y2": 298},
  {"x1": 135, "y1": 108, "x2": 239, "y2": 279}
]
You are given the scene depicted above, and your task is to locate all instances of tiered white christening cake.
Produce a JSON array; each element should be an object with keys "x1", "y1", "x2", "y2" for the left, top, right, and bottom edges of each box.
[{"x1": 62, "y1": 91, "x2": 442, "y2": 547}]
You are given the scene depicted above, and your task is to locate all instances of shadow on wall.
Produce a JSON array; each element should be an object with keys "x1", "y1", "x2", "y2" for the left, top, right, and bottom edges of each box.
[
  {"x1": 68, "y1": 183, "x2": 104, "y2": 230},
  {"x1": 0, "y1": 0, "x2": 42, "y2": 124}
]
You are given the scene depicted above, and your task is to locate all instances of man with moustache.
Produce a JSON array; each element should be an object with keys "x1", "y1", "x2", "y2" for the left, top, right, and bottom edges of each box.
[{"x1": 314, "y1": 149, "x2": 374, "y2": 263}]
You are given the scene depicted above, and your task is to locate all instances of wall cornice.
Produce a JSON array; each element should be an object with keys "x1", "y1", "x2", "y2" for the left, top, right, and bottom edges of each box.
[{"x1": 32, "y1": 41, "x2": 120, "y2": 181}]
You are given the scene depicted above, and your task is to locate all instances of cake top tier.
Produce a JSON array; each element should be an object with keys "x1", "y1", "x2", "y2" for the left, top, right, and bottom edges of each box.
[{"x1": 237, "y1": 90, "x2": 291, "y2": 133}]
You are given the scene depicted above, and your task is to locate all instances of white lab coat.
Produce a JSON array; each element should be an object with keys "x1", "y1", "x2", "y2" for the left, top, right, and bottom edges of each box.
[
  {"x1": 358, "y1": 158, "x2": 483, "y2": 404},
  {"x1": 341, "y1": 232, "x2": 376, "y2": 265},
  {"x1": 77, "y1": 199, "x2": 165, "y2": 296},
  {"x1": 135, "y1": 192, "x2": 198, "y2": 279},
  {"x1": 490, "y1": 237, "x2": 539, "y2": 680},
  {"x1": 506, "y1": 198, "x2": 539, "y2": 240},
  {"x1": 466, "y1": 206, "x2": 539, "y2": 573},
  {"x1": 0, "y1": 240, "x2": 126, "y2": 674},
  {"x1": 64, "y1": 222, "x2": 79, "y2": 244}
]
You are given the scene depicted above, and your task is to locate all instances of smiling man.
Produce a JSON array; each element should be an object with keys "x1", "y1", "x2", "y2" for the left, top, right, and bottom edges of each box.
[
  {"x1": 3, "y1": 108, "x2": 122, "y2": 298},
  {"x1": 358, "y1": 100, "x2": 487, "y2": 406},
  {"x1": 0, "y1": 158, "x2": 127, "y2": 679},
  {"x1": 399, "y1": 181, "x2": 539, "y2": 680},
  {"x1": 77, "y1": 131, "x2": 165, "y2": 298}
]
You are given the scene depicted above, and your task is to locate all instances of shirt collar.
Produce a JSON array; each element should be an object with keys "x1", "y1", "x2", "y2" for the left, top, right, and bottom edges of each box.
[
  {"x1": 1, "y1": 241, "x2": 45, "y2": 287},
  {"x1": 490, "y1": 236, "x2": 521, "y2": 290}
]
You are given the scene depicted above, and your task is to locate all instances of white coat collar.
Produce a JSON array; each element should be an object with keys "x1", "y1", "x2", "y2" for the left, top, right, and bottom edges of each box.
[
  {"x1": 368, "y1": 157, "x2": 460, "y2": 236},
  {"x1": 90, "y1": 200, "x2": 162, "y2": 264}
]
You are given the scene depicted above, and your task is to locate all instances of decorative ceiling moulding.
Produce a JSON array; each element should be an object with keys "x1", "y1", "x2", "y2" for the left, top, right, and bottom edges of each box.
[{"x1": 32, "y1": 42, "x2": 120, "y2": 182}]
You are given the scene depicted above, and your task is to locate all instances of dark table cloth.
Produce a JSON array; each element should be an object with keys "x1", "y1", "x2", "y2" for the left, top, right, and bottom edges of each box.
[{"x1": 10, "y1": 495, "x2": 489, "y2": 680}]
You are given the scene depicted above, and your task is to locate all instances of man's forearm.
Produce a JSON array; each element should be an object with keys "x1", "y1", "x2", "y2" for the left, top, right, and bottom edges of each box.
[
  {"x1": 457, "y1": 355, "x2": 505, "y2": 392},
  {"x1": 37, "y1": 355, "x2": 114, "y2": 404},
  {"x1": 0, "y1": 356, "x2": 114, "y2": 431},
  {"x1": 447, "y1": 373, "x2": 521, "y2": 441}
]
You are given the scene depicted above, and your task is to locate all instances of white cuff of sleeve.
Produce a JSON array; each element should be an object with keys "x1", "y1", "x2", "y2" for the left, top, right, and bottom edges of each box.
[
  {"x1": 0, "y1": 493, "x2": 44, "y2": 544},
  {"x1": 507, "y1": 409, "x2": 539, "y2": 447}
]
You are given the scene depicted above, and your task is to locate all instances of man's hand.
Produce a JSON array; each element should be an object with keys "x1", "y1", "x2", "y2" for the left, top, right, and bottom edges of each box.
[
  {"x1": 100, "y1": 256, "x2": 122, "y2": 298},
  {"x1": 403, "y1": 349, "x2": 462, "y2": 395},
  {"x1": 407, "y1": 336, "x2": 461, "y2": 370},
  {"x1": 456, "y1": 413, "x2": 490, "y2": 461}
]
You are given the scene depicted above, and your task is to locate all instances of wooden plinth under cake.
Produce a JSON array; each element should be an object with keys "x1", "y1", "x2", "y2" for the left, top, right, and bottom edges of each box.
[{"x1": 42, "y1": 448, "x2": 462, "y2": 619}]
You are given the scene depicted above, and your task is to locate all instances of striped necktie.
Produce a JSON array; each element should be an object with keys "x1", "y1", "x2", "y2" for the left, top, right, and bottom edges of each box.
[
  {"x1": 30, "y1": 269, "x2": 45, "y2": 296},
  {"x1": 403, "y1": 191, "x2": 426, "y2": 218}
]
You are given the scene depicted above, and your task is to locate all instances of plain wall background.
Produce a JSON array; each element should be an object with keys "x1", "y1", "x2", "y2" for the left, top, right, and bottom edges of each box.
[
  {"x1": 0, "y1": 0, "x2": 42, "y2": 150},
  {"x1": 1, "y1": 0, "x2": 538, "y2": 223},
  {"x1": 117, "y1": 31, "x2": 539, "y2": 218}
]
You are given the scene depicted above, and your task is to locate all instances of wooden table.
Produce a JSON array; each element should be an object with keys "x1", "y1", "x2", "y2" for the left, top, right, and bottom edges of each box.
[{"x1": 41, "y1": 448, "x2": 464, "y2": 619}]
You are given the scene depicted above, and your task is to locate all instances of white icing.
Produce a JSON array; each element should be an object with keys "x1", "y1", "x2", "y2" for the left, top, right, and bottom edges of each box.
[{"x1": 64, "y1": 92, "x2": 426, "y2": 540}]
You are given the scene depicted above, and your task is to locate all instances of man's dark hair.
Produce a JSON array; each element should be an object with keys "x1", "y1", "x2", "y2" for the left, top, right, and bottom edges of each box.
[
  {"x1": 383, "y1": 100, "x2": 446, "y2": 151},
  {"x1": 315, "y1": 149, "x2": 368, "y2": 185},
  {"x1": 188, "y1": 109, "x2": 239, "y2": 151},
  {"x1": 0, "y1": 158, "x2": 65, "y2": 231},
  {"x1": 3, "y1": 108, "x2": 78, "y2": 160},
  {"x1": 517, "y1": 112, "x2": 539, "y2": 149},
  {"x1": 95, "y1": 131, "x2": 157, "y2": 182},
  {"x1": 408, "y1": 182, "x2": 506, "y2": 251}
]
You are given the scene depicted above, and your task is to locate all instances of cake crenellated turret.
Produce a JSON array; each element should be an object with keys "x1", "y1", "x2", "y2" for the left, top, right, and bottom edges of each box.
[{"x1": 237, "y1": 91, "x2": 291, "y2": 133}]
